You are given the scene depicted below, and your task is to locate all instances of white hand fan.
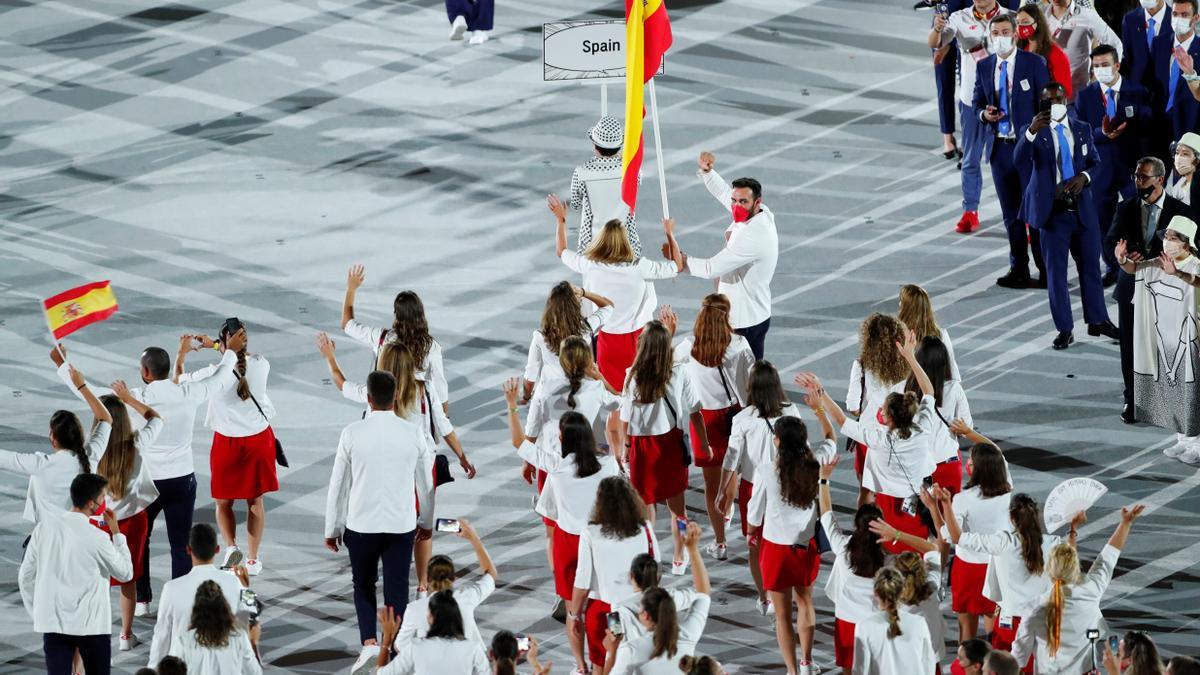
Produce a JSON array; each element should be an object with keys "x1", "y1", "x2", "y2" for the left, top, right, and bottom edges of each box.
[{"x1": 1043, "y1": 477, "x2": 1108, "y2": 533}]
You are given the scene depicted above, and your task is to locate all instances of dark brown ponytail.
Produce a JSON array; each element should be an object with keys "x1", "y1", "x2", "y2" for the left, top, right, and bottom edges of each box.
[
  {"x1": 50, "y1": 410, "x2": 89, "y2": 474},
  {"x1": 884, "y1": 391, "x2": 920, "y2": 439},
  {"x1": 1010, "y1": 493, "x2": 1045, "y2": 575},
  {"x1": 642, "y1": 588, "x2": 679, "y2": 660}
]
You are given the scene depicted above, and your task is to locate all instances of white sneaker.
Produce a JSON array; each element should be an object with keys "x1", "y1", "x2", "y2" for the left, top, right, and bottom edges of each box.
[
  {"x1": 133, "y1": 601, "x2": 149, "y2": 617},
  {"x1": 449, "y1": 15, "x2": 467, "y2": 40},
  {"x1": 221, "y1": 545, "x2": 243, "y2": 570},
  {"x1": 1178, "y1": 447, "x2": 1200, "y2": 465},
  {"x1": 415, "y1": 587, "x2": 428, "y2": 600},
  {"x1": 799, "y1": 664, "x2": 813, "y2": 675},
  {"x1": 468, "y1": 30, "x2": 489, "y2": 45},
  {"x1": 352, "y1": 645, "x2": 381, "y2": 675},
  {"x1": 1164, "y1": 439, "x2": 1190, "y2": 458},
  {"x1": 703, "y1": 542, "x2": 728, "y2": 560},
  {"x1": 118, "y1": 633, "x2": 139, "y2": 651},
  {"x1": 245, "y1": 559, "x2": 262, "y2": 576}
]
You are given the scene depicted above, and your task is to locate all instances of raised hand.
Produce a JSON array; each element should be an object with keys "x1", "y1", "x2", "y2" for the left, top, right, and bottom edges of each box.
[
  {"x1": 347, "y1": 264, "x2": 365, "y2": 291},
  {"x1": 49, "y1": 343, "x2": 67, "y2": 367},
  {"x1": 225, "y1": 328, "x2": 248, "y2": 353},
  {"x1": 1160, "y1": 250, "x2": 1179, "y2": 276},
  {"x1": 1121, "y1": 503, "x2": 1147, "y2": 523},
  {"x1": 547, "y1": 193, "x2": 568, "y2": 222},
  {"x1": 949, "y1": 418, "x2": 972, "y2": 437},
  {"x1": 1176, "y1": 45, "x2": 1196, "y2": 75},
  {"x1": 179, "y1": 334, "x2": 199, "y2": 353},
  {"x1": 68, "y1": 365, "x2": 86, "y2": 390},
  {"x1": 502, "y1": 377, "x2": 521, "y2": 406},
  {"x1": 316, "y1": 332, "x2": 336, "y2": 358},
  {"x1": 657, "y1": 305, "x2": 678, "y2": 336},
  {"x1": 819, "y1": 453, "x2": 840, "y2": 480},
  {"x1": 111, "y1": 380, "x2": 132, "y2": 402},
  {"x1": 698, "y1": 151, "x2": 715, "y2": 173}
]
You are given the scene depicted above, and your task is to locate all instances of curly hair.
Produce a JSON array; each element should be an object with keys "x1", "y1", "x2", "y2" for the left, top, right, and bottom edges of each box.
[
  {"x1": 858, "y1": 313, "x2": 909, "y2": 386},
  {"x1": 541, "y1": 282, "x2": 589, "y2": 357},
  {"x1": 188, "y1": 580, "x2": 236, "y2": 648},
  {"x1": 690, "y1": 294, "x2": 733, "y2": 368},
  {"x1": 589, "y1": 475, "x2": 647, "y2": 539}
]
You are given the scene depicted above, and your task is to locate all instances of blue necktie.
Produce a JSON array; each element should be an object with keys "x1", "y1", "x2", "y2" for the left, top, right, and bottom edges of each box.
[
  {"x1": 1055, "y1": 124, "x2": 1075, "y2": 181},
  {"x1": 1169, "y1": 57, "x2": 1180, "y2": 111},
  {"x1": 1148, "y1": 17, "x2": 1156, "y2": 51},
  {"x1": 1105, "y1": 88, "x2": 1117, "y2": 119},
  {"x1": 999, "y1": 60, "x2": 1012, "y2": 136}
]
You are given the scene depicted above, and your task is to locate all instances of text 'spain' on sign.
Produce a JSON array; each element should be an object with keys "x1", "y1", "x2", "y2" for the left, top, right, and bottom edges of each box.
[{"x1": 543, "y1": 20, "x2": 666, "y2": 81}]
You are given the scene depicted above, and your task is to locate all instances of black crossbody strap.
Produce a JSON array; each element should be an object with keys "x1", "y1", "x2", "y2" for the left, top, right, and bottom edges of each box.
[{"x1": 716, "y1": 362, "x2": 735, "y2": 407}]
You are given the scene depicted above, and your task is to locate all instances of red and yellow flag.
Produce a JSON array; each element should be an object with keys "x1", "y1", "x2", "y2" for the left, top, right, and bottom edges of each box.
[
  {"x1": 44, "y1": 281, "x2": 119, "y2": 339},
  {"x1": 621, "y1": 0, "x2": 673, "y2": 213}
]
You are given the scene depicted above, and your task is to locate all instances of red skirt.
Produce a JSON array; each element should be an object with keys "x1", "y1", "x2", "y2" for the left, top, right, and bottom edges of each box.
[
  {"x1": 992, "y1": 617, "x2": 1035, "y2": 673},
  {"x1": 690, "y1": 405, "x2": 740, "y2": 468},
  {"x1": 875, "y1": 493, "x2": 930, "y2": 554},
  {"x1": 853, "y1": 442, "x2": 869, "y2": 480},
  {"x1": 950, "y1": 558, "x2": 997, "y2": 615},
  {"x1": 210, "y1": 427, "x2": 279, "y2": 500},
  {"x1": 584, "y1": 599, "x2": 611, "y2": 667},
  {"x1": 596, "y1": 329, "x2": 641, "y2": 391},
  {"x1": 736, "y1": 478, "x2": 753, "y2": 537},
  {"x1": 759, "y1": 538, "x2": 821, "y2": 591},
  {"x1": 834, "y1": 618, "x2": 856, "y2": 669},
  {"x1": 551, "y1": 525, "x2": 581, "y2": 601},
  {"x1": 537, "y1": 471, "x2": 554, "y2": 527},
  {"x1": 628, "y1": 428, "x2": 689, "y2": 504},
  {"x1": 932, "y1": 454, "x2": 963, "y2": 496},
  {"x1": 98, "y1": 510, "x2": 148, "y2": 586}
]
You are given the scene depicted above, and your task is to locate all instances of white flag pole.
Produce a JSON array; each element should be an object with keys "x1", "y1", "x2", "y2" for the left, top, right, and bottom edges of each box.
[
  {"x1": 601, "y1": 82, "x2": 608, "y2": 117},
  {"x1": 647, "y1": 78, "x2": 669, "y2": 220}
]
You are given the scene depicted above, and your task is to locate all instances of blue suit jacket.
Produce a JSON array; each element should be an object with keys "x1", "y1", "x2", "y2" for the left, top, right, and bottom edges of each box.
[
  {"x1": 1073, "y1": 80, "x2": 1151, "y2": 193},
  {"x1": 1152, "y1": 31, "x2": 1200, "y2": 136},
  {"x1": 973, "y1": 51, "x2": 1050, "y2": 156},
  {"x1": 1121, "y1": 7, "x2": 1172, "y2": 92},
  {"x1": 1015, "y1": 116, "x2": 1101, "y2": 231}
]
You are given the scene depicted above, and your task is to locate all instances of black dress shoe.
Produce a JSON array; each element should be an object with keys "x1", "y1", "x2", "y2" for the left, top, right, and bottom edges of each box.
[
  {"x1": 1053, "y1": 331, "x2": 1074, "y2": 350},
  {"x1": 1087, "y1": 321, "x2": 1119, "y2": 340},
  {"x1": 1102, "y1": 270, "x2": 1119, "y2": 288},
  {"x1": 943, "y1": 146, "x2": 963, "y2": 160},
  {"x1": 1121, "y1": 404, "x2": 1136, "y2": 424},
  {"x1": 996, "y1": 271, "x2": 1032, "y2": 289},
  {"x1": 1031, "y1": 276, "x2": 1048, "y2": 289}
]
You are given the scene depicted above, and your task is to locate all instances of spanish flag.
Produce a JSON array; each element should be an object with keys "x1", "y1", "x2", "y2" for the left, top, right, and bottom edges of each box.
[
  {"x1": 621, "y1": 0, "x2": 673, "y2": 213},
  {"x1": 44, "y1": 281, "x2": 119, "y2": 339}
]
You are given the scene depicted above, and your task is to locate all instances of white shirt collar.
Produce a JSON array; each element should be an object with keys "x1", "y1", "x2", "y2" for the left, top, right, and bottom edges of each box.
[
  {"x1": 1047, "y1": 0, "x2": 1075, "y2": 22},
  {"x1": 1177, "y1": 33, "x2": 1196, "y2": 51},
  {"x1": 1145, "y1": 3, "x2": 1166, "y2": 21},
  {"x1": 996, "y1": 48, "x2": 1017, "y2": 69},
  {"x1": 1103, "y1": 75, "x2": 1123, "y2": 93}
]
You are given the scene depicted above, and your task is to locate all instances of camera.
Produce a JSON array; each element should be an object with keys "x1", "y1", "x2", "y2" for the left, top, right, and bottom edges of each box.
[
  {"x1": 241, "y1": 589, "x2": 262, "y2": 627},
  {"x1": 1108, "y1": 635, "x2": 1120, "y2": 653},
  {"x1": 1086, "y1": 628, "x2": 1100, "y2": 640},
  {"x1": 435, "y1": 518, "x2": 461, "y2": 534}
]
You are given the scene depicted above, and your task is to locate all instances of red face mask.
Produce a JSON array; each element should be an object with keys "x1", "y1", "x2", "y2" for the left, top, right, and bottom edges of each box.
[
  {"x1": 732, "y1": 203, "x2": 753, "y2": 222},
  {"x1": 1017, "y1": 23, "x2": 1036, "y2": 39}
]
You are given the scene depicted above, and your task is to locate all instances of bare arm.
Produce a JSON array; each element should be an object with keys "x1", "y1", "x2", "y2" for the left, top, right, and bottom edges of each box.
[
  {"x1": 457, "y1": 520, "x2": 497, "y2": 580},
  {"x1": 1107, "y1": 504, "x2": 1147, "y2": 552},
  {"x1": 112, "y1": 381, "x2": 158, "y2": 420},
  {"x1": 316, "y1": 333, "x2": 347, "y2": 390},
  {"x1": 818, "y1": 455, "x2": 839, "y2": 515},
  {"x1": 549, "y1": 194, "x2": 569, "y2": 257},
  {"x1": 69, "y1": 367, "x2": 112, "y2": 425},
  {"x1": 682, "y1": 523, "x2": 711, "y2": 594},
  {"x1": 899, "y1": 331, "x2": 933, "y2": 396},
  {"x1": 663, "y1": 218, "x2": 684, "y2": 272},
  {"x1": 580, "y1": 288, "x2": 613, "y2": 308},
  {"x1": 502, "y1": 378, "x2": 525, "y2": 449},
  {"x1": 342, "y1": 265, "x2": 364, "y2": 330}
]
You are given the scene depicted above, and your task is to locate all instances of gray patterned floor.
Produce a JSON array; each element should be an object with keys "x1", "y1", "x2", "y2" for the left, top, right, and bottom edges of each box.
[{"x1": 1, "y1": 0, "x2": 1198, "y2": 673}]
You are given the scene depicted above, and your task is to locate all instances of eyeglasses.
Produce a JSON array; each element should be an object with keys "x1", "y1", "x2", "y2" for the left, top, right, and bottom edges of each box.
[{"x1": 1131, "y1": 173, "x2": 1162, "y2": 183}]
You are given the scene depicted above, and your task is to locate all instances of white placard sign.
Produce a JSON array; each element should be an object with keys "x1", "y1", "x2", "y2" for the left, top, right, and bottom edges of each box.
[{"x1": 543, "y1": 20, "x2": 666, "y2": 81}]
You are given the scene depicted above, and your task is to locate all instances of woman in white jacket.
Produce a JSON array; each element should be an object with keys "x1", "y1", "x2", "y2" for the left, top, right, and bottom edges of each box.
[
  {"x1": 852, "y1": 567, "x2": 935, "y2": 675},
  {"x1": 169, "y1": 580, "x2": 261, "y2": 675},
  {"x1": 377, "y1": 590, "x2": 489, "y2": 675},
  {"x1": 96, "y1": 383, "x2": 163, "y2": 652},
  {"x1": 521, "y1": 281, "x2": 613, "y2": 398}
]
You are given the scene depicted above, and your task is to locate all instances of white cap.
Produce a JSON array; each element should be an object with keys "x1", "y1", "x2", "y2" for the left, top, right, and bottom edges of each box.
[
  {"x1": 1178, "y1": 132, "x2": 1200, "y2": 155},
  {"x1": 588, "y1": 116, "x2": 623, "y2": 149},
  {"x1": 1167, "y1": 215, "x2": 1198, "y2": 242}
]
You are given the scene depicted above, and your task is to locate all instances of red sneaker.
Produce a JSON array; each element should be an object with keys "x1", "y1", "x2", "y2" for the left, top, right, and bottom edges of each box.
[{"x1": 955, "y1": 211, "x2": 979, "y2": 233}]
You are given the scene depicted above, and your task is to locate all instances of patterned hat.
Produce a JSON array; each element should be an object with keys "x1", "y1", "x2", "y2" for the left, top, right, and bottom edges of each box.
[
  {"x1": 1178, "y1": 132, "x2": 1200, "y2": 156},
  {"x1": 1167, "y1": 215, "x2": 1198, "y2": 242},
  {"x1": 588, "y1": 116, "x2": 623, "y2": 149}
]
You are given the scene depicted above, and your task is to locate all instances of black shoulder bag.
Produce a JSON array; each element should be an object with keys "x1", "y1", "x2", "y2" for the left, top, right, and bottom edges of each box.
[
  {"x1": 663, "y1": 395, "x2": 693, "y2": 467},
  {"x1": 246, "y1": 389, "x2": 288, "y2": 468}
]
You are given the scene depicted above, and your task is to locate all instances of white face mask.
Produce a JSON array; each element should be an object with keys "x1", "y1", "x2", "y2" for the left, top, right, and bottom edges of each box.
[
  {"x1": 1175, "y1": 153, "x2": 1196, "y2": 175},
  {"x1": 1172, "y1": 16, "x2": 1194, "y2": 35},
  {"x1": 1164, "y1": 238, "x2": 1189, "y2": 258},
  {"x1": 992, "y1": 35, "x2": 1014, "y2": 56},
  {"x1": 1141, "y1": 0, "x2": 1160, "y2": 8},
  {"x1": 1093, "y1": 66, "x2": 1115, "y2": 84},
  {"x1": 1050, "y1": 103, "x2": 1068, "y2": 121}
]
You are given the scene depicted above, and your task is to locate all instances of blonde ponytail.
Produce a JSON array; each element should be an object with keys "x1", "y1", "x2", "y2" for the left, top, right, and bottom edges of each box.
[
  {"x1": 1045, "y1": 543, "x2": 1082, "y2": 657},
  {"x1": 873, "y1": 567, "x2": 905, "y2": 640}
]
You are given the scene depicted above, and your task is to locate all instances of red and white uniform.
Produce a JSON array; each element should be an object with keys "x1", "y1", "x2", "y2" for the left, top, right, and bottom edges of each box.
[
  {"x1": 900, "y1": 550, "x2": 947, "y2": 666},
  {"x1": 944, "y1": 488, "x2": 1011, "y2": 616},
  {"x1": 723, "y1": 402, "x2": 801, "y2": 535},
  {"x1": 573, "y1": 521, "x2": 660, "y2": 667},
  {"x1": 522, "y1": 305, "x2": 612, "y2": 388},
  {"x1": 673, "y1": 335, "x2": 754, "y2": 468},
  {"x1": 958, "y1": 530, "x2": 1062, "y2": 652},
  {"x1": 845, "y1": 359, "x2": 906, "y2": 478},
  {"x1": 619, "y1": 364, "x2": 700, "y2": 504},
  {"x1": 341, "y1": 381, "x2": 453, "y2": 453},
  {"x1": 747, "y1": 438, "x2": 836, "y2": 590},
  {"x1": 560, "y1": 249, "x2": 677, "y2": 389},
  {"x1": 180, "y1": 354, "x2": 277, "y2": 500},
  {"x1": 821, "y1": 510, "x2": 882, "y2": 672},
  {"x1": 343, "y1": 318, "x2": 449, "y2": 403},
  {"x1": 536, "y1": 454, "x2": 619, "y2": 601},
  {"x1": 930, "y1": 379, "x2": 972, "y2": 495},
  {"x1": 100, "y1": 418, "x2": 164, "y2": 585}
]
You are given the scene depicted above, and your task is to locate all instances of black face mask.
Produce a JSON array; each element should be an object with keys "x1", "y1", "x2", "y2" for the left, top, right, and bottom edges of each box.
[{"x1": 1138, "y1": 184, "x2": 1158, "y2": 201}]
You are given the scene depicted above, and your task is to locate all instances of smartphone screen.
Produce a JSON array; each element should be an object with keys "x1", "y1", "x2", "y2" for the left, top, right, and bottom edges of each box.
[
  {"x1": 607, "y1": 611, "x2": 624, "y2": 636},
  {"x1": 676, "y1": 518, "x2": 688, "y2": 533},
  {"x1": 1108, "y1": 635, "x2": 1120, "y2": 653},
  {"x1": 435, "y1": 518, "x2": 461, "y2": 533},
  {"x1": 515, "y1": 634, "x2": 530, "y2": 652}
]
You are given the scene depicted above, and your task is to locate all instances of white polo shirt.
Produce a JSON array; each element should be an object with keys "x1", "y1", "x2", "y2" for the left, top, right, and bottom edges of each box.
[
  {"x1": 19, "y1": 510, "x2": 133, "y2": 635},
  {"x1": 523, "y1": 305, "x2": 612, "y2": 386},
  {"x1": 535, "y1": 454, "x2": 619, "y2": 535},
  {"x1": 0, "y1": 422, "x2": 111, "y2": 524},
  {"x1": 559, "y1": 250, "x2": 677, "y2": 334},
  {"x1": 620, "y1": 364, "x2": 702, "y2": 437},
  {"x1": 574, "y1": 522, "x2": 660, "y2": 603},
  {"x1": 687, "y1": 170, "x2": 778, "y2": 329},
  {"x1": 672, "y1": 335, "x2": 755, "y2": 410},
  {"x1": 324, "y1": 410, "x2": 435, "y2": 537},
  {"x1": 747, "y1": 438, "x2": 837, "y2": 546},
  {"x1": 180, "y1": 354, "x2": 273, "y2": 438}
]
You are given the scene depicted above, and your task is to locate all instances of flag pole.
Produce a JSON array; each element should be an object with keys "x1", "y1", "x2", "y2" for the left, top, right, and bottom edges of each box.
[
  {"x1": 43, "y1": 309, "x2": 69, "y2": 366},
  {"x1": 647, "y1": 78, "x2": 669, "y2": 220}
]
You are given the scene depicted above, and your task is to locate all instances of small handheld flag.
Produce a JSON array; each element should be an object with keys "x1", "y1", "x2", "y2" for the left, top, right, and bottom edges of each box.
[{"x1": 43, "y1": 281, "x2": 119, "y2": 340}]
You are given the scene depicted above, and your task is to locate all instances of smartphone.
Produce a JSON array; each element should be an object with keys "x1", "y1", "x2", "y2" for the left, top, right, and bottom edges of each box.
[
  {"x1": 435, "y1": 518, "x2": 461, "y2": 533},
  {"x1": 676, "y1": 518, "x2": 689, "y2": 534},
  {"x1": 1086, "y1": 628, "x2": 1101, "y2": 640},
  {"x1": 221, "y1": 317, "x2": 244, "y2": 337},
  {"x1": 1039, "y1": 97, "x2": 1053, "y2": 114},
  {"x1": 922, "y1": 475, "x2": 934, "y2": 488},
  {"x1": 515, "y1": 633, "x2": 530, "y2": 653},
  {"x1": 1108, "y1": 635, "x2": 1120, "y2": 653},
  {"x1": 607, "y1": 611, "x2": 624, "y2": 636},
  {"x1": 241, "y1": 589, "x2": 258, "y2": 611}
]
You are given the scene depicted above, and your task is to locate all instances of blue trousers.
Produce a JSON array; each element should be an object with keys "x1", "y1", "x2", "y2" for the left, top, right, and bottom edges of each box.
[
  {"x1": 735, "y1": 317, "x2": 770, "y2": 361},
  {"x1": 44, "y1": 633, "x2": 109, "y2": 675},
  {"x1": 992, "y1": 138, "x2": 1044, "y2": 276},
  {"x1": 935, "y1": 46, "x2": 958, "y2": 135},
  {"x1": 136, "y1": 472, "x2": 197, "y2": 602},
  {"x1": 446, "y1": 0, "x2": 493, "y2": 31},
  {"x1": 1039, "y1": 209, "x2": 1111, "y2": 332},
  {"x1": 959, "y1": 102, "x2": 989, "y2": 212},
  {"x1": 344, "y1": 528, "x2": 416, "y2": 644}
]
